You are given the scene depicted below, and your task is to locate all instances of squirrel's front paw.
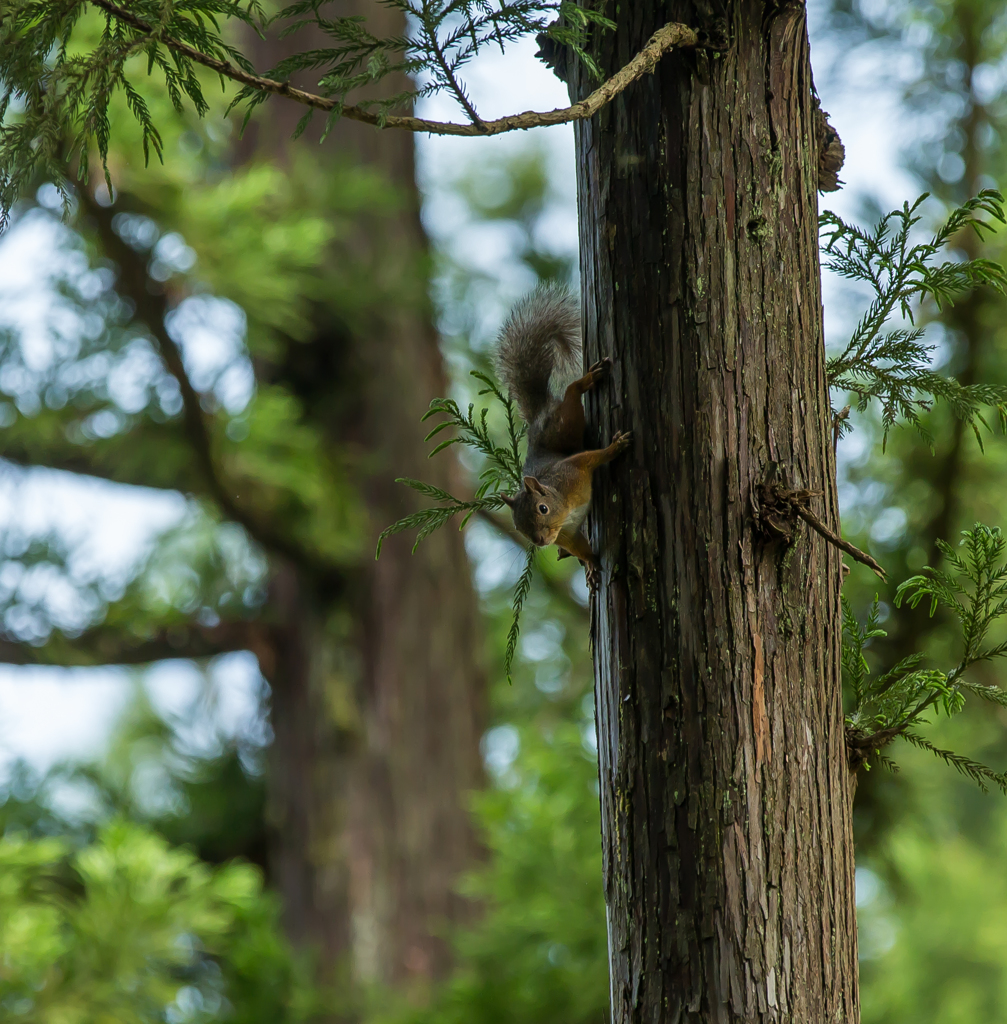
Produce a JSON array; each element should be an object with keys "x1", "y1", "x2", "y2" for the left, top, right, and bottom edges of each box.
[{"x1": 611, "y1": 430, "x2": 633, "y2": 451}]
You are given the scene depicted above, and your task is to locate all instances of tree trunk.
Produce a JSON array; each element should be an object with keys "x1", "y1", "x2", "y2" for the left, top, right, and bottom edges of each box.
[
  {"x1": 245, "y1": 0, "x2": 486, "y2": 987},
  {"x1": 573, "y1": 3, "x2": 858, "y2": 1019}
]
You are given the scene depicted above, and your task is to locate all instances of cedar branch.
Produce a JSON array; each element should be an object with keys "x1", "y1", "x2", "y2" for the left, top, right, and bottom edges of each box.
[{"x1": 88, "y1": 0, "x2": 699, "y2": 136}]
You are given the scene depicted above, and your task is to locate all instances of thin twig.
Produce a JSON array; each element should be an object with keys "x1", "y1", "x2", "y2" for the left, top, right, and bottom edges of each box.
[
  {"x1": 794, "y1": 506, "x2": 887, "y2": 580},
  {"x1": 88, "y1": 0, "x2": 699, "y2": 136}
]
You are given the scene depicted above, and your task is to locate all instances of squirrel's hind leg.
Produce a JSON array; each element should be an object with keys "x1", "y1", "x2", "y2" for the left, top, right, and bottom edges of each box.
[
  {"x1": 555, "y1": 529, "x2": 601, "y2": 590},
  {"x1": 546, "y1": 359, "x2": 614, "y2": 452}
]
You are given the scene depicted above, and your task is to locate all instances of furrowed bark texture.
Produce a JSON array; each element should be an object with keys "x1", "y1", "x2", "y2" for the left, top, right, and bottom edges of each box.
[{"x1": 573, "y1": 2, "x2": 858, "y2": 1020}]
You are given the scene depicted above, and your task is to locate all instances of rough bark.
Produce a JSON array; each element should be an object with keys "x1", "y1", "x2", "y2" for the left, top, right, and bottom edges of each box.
[
  {"x1": 239, "y1": 0, "x2": 487, "y2": 987},
  {"x1": 572, "y1": 3, "x2": 858, "y2": 1020}
]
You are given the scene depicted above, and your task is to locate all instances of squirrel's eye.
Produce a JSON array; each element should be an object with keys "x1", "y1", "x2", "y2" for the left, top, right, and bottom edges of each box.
[{"x1": 538, "y1": 504, "x2": 549, "y2": 515}]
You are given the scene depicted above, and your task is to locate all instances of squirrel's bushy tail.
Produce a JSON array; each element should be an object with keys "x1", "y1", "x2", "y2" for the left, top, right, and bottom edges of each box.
[{"x1": 496, "y1": 285, "x2": 581, "y2": 424}]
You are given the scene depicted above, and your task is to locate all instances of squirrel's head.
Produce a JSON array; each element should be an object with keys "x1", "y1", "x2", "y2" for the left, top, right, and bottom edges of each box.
[{"x1": 502, "y1": 476, "x2": 566, "y2": 547}]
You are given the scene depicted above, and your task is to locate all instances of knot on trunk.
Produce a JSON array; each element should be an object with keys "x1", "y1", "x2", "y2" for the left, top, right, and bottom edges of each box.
[
  {"x1": 751, "y1": 465, "x2": 886, "y2": 579},
  {"x1": 846, "y1": 725, "x2": 903, "y2": 773},
  {"x1": 751, "y1": 466, "x2": 821, "y2": 544},
  {"x1": 814, "y1": 102, "x2": 845, "y2": 193},
  {"x1": 535, "y1": 28, "x2": 572, "y2": 84}
]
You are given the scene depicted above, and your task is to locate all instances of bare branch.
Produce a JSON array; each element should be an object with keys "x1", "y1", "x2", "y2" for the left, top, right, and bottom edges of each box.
[
  {"x1": 79, "y1": 190, "x2": 345, "y2": 585},
  {"x1": 752, "y1": 470, "x2": 887, "y2": 579},
  {"x1": 88, "y1": 0, "x2": 699, "y2": 136},
  {"x1": 0, "y1": 619, "x2": 269, "y2": 667},
  {"x1": 795, "y1": 507, "x2": 887, "y2": 580}
]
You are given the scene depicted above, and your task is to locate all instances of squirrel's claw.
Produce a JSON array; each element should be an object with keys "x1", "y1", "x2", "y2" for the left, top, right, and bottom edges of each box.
[
  {"x1": 584, "y1": 561, "x2": 601, "y2": 592},
  {"x1": 586, "y1": 357, "x2": 612, "y2": 379},
  {"x1": 611, "y1": 429, "x2": 633, "y2": 451},
  {"x1": 585, "y1": 567, "x2": 600, "y2": 592}
]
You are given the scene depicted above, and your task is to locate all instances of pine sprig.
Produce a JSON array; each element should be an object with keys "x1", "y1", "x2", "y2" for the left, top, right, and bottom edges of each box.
[
  {"x1": 0, "y1": 0, "x2": 263, "y2": 227},
  {"x1": 842, "y1": 594, "x2": 946, "y2": 738},
  {"x1": 895, "y1": 524, "x2": 1007, "y2": 671},
  {"x1": 504, "y1": 543, "x2": 536, "y2": 683},
  {"x1": 263, "y1": 0, "x2": 615, "y2": 125},
  {"x1": 844, "y1": 524, "x2": 1007, "y2": 791},
  {"x1": 376, "y1": 367, "x2": 543, "y2": 683},
  {"x1": 902, "y1": 731, "x2": 1007, "y2": 795},
  {"x1": 420, "y1": 370, "x2": 525, "y2": 501},
  {"x1": 0, "y1": 0, "x2": 617, "y2": 224},
  {"x1": 822, "y1": 191, "x2": 1007, "y2": 448},
  {"x1": 374, "y1": 484, "x2": 505, "y2": 558}
]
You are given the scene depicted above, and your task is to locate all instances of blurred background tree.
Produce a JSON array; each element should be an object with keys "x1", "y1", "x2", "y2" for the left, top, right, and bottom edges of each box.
[{"x1": 0, "y1": 0, "x2": 488, "y2": 1006}]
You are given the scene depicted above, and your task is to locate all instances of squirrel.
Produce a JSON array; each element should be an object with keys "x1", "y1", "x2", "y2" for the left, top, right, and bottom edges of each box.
[{"x1": 496, "y1": 285, "x2": 632, "y2": 588}]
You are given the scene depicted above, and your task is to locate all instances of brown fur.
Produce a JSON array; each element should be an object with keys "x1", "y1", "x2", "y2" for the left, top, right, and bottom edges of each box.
[{"x1": 497, "y1": 306, "x2": 632, "y2": 587}]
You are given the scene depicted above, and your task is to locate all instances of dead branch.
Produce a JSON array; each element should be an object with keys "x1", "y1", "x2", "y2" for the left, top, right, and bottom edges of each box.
[
  {"x1": 89, "y1": 0, "x2": 699, "y2": 137},
  {"x1": 752, "y1": 471, "x2": 886, "y2": 580}
]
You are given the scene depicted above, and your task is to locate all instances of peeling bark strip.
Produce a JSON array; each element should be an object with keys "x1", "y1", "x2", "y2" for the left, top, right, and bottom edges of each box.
[
  {"x1": 814, "y1": 103, "x2": 846, "y2": 193},
  {"x1": 573, "y1": 3, "x2": 859, "y2": 1021}
]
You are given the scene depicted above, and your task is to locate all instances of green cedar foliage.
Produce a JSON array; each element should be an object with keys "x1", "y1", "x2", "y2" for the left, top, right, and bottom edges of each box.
[
  {"x1": 843, "y1": 525, "x2": 1007, "y2": 790},
  {"x1": 0, "y1": 0, "x2": 611, "y2": 225},
  {"x1": 823, "y1": 190, "x2": 1007, "y2": 449},
  {"x1": 824, "y1": 190, "x2": 1007, "y2": 787},
  {"x1": 0, "y1": 820, "x2": 319, "y2": 1023}
]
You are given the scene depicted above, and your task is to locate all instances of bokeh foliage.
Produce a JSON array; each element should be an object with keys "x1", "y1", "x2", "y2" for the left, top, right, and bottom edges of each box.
[
  {"x1": 0, "y1": 133, "x2": 608, "y2": 1024},
  {"x1": 0, "y1": 820, "x2": 317, "y2": 1023}
]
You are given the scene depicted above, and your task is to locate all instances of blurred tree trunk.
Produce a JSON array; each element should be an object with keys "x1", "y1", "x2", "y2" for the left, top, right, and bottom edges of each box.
[
  {"x1": 572, "y1": 3, "x2": 857, "y2": 1019},
  {"x1": 236, "y1": 0, "x2": 488, "y2": 987}
]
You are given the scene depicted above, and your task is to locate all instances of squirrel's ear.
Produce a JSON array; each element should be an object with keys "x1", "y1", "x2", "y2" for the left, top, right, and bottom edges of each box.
[
  {"x1": 524, "y1": 476, "x2": 545, "y2": 495},
  {"x1": 500, "y1": 493, "x2": 517, "y2": 508}
]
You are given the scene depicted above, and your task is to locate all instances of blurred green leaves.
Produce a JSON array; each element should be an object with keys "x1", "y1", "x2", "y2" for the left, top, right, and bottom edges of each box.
[
  {"x1": 0, "y1": 820, "x2": 318, "y2": 1023},
  {"x1": 375, "y1": 724, "x2": 607, "y2": 1024}
]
